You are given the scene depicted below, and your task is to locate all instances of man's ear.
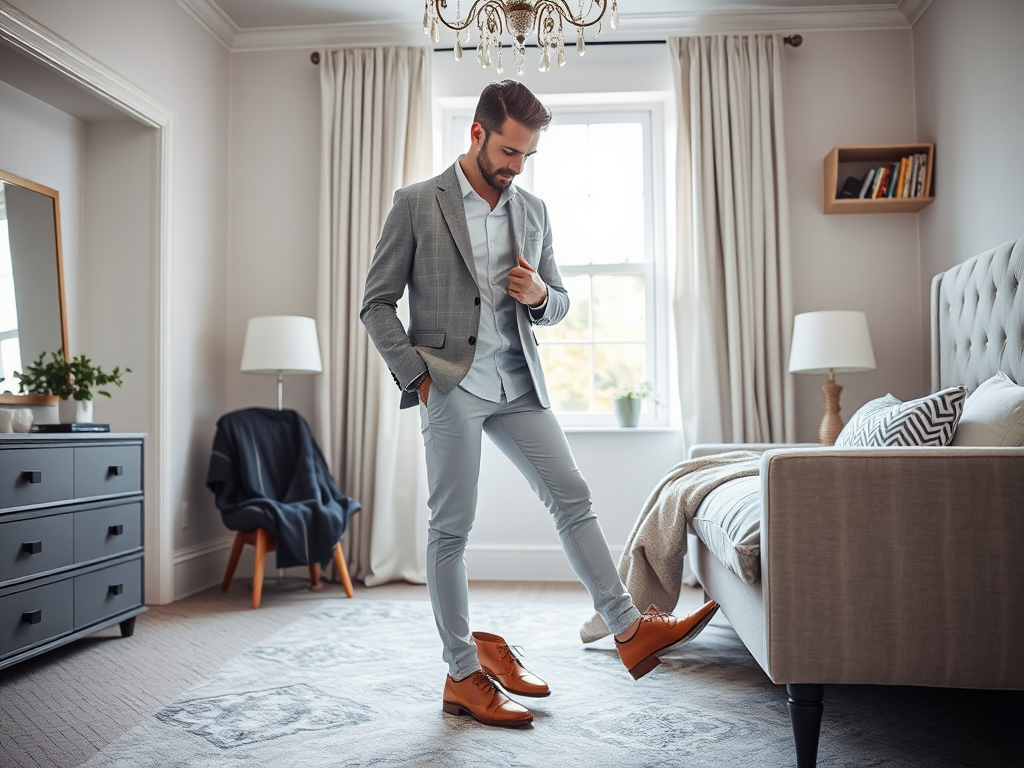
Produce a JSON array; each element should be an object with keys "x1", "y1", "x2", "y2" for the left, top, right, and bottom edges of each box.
[{"x1": 469, "y1": 122, "x2": 486, "y2": 148}]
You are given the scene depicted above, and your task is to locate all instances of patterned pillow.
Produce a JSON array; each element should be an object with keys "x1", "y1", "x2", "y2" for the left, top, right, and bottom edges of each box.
[{"x1": 835, "y1": 386, "x2": 966, "y2": 447}]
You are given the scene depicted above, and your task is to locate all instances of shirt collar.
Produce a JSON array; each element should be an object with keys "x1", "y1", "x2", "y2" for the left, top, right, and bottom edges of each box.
[{"x1": 455, "y1": 155, "x2": 516, "y2": 209}]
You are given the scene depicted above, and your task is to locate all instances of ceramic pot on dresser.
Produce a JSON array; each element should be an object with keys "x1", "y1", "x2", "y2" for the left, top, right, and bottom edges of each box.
[{"x1": 0, "y1": 433, "x2": 146, "y2": 670}]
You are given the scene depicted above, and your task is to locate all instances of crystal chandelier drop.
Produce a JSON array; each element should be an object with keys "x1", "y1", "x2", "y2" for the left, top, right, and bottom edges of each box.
[{"x1": 423, "y1": 0, "x2": 619, "y2": 76}]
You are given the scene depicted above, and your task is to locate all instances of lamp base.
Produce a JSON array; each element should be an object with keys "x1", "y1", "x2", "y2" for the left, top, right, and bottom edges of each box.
[{"x1": 818, "y1": 374, "x2": 844, "y2": 445}]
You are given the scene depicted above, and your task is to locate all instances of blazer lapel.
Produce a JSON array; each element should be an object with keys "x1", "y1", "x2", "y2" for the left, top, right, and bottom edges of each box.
[
  {"x1": 509, "y1": 190, "x2": 527, "y2": 264},
  {"x1": 435, "y1": 164, "x2": 477, "y2": 279}
]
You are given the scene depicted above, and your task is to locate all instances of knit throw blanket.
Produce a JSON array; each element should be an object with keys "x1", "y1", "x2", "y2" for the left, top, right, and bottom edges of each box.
[{"x1": 580, "y1": 451, "x2": 762, "y2": 643}]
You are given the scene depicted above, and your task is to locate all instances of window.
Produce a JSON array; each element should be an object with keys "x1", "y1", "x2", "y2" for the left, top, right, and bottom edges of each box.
[{"x1": 441, "y1": 99, "x2": 668, "y2": 426}]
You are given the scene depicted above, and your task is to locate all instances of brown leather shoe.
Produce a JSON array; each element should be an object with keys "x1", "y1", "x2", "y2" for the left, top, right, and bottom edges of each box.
[
  {"x1": 442, "y1": 670, "x2": 534, "y2": 728},
  {"x1": 473, "y1": 631, "x2": 551, "y2": 698},
  {"x1": 615, "y1": 601, "x2": 720, "y2": 680}
]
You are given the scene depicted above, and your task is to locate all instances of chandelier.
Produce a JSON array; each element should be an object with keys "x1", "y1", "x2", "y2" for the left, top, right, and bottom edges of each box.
[{"x1": 423, "y1": 1, "x2": 619, "y2": 75}]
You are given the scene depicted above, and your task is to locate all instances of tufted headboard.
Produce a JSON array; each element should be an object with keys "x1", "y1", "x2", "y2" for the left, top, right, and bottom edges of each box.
[{"x1": 931, "y1": 236, "x2": 1024, "y2": 391}]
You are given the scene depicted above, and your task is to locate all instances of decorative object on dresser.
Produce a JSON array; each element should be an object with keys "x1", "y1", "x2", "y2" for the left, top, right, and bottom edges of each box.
[
  {"x1": 0, "y1": 432, "x2": 145, "y2": 670},
  {"x1": 823, "y1": 143, "x2": 934, "y2": 214},
  {"x1": 5, "y1": 347, "x2": 129, "y2": 425},
  {"x1": 788, "y1": 310, "x2": 876, "y2": 445},
  {"x1": 240, "y1": 316, "x2": 323, "y2": 411},
  {"x1": 0, "y1": 169, "x2": 68, "y2": 422}
]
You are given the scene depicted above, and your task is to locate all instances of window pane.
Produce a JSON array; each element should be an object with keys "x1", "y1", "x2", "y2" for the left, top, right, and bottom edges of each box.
[
  {"x1": 593, "y1": 343, "x2": 646, "y2": 412},
  {"x1": 534, "y1": 122, "x2": 646, "y2": 266},
  {"x1": 539, "y1": 343, "x2": 591, "y2": 412},
  {"x1": 592, "y1": 275, "x2": 645, "y2": 342},
  {"x1": 536, "y1": 275, "x2": 589, "y2": 343}
]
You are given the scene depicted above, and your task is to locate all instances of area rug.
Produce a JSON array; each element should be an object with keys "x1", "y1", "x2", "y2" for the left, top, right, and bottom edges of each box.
[{"x1": 80, "y1": 600, "x2": 1021, "y2": 768}]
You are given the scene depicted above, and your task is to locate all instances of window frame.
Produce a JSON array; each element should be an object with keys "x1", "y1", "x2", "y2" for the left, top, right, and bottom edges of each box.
[{"x1": 437, "y1": 94, "x2": 670, "y2": 428}]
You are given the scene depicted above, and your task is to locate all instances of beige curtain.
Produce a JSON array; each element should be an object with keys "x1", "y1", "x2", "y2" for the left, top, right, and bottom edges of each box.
[
  {"x1": 316, "y1": 47, "x2": 432, "y2": 584},
  {"x1": 669, "y1": 35, "x2": 795, "y2": 448}
]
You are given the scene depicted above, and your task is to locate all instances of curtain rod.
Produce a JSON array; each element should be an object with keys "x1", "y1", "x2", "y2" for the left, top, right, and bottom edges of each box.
[{"x1": 309, "y1": 34, "x2": 801, "y2": 64}]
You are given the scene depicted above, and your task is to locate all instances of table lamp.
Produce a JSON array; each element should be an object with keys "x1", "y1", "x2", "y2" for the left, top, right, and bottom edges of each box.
[
  {"x1": 788, "y1": 310, "x2": 876, "y2": 444},
  {"x1": 240, "y1": 315, "x2": 322, "y2": 410}
]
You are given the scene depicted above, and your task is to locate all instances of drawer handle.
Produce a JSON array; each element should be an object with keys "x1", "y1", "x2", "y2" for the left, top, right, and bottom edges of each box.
[
  {"x1": 109, "y1": 465, "x2": 124, "y2": 477},
  {"x1": 108, "y1": 524, "x2": 124, "y2": 536},
  {"x1": 109, "y1": 583, "x2": 124, "y2": 596},
  {"x1": 22, "y1": 609, "x2": 42, "y2": 625},
  {"x1": 22, "y1": 470, "x2": 42, "y2": 484},
  {"x1": 22, "y1": 541, "x2": 43, "y2": 555}
]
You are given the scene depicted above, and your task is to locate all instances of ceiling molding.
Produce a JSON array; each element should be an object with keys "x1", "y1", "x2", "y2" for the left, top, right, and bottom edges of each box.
[
  {"x1": 899, "y1": 0, "x2": 935, "y2": 27},
  {"x1": 178, "y1": 0, "x2": 916, "y2": 53},
  {"x1": 175, "y1": 0, "x2": 237, "y2": 50}
]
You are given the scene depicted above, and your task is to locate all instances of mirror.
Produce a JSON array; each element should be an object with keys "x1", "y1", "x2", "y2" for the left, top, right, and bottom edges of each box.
[{"x1": 0, "y1": 169, "x2": 69, "y2": 403}]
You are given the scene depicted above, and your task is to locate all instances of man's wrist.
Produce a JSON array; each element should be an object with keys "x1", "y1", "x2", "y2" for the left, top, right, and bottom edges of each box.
[{"x1": 405, "y1": 371, "x2": 429, "y2": 393}]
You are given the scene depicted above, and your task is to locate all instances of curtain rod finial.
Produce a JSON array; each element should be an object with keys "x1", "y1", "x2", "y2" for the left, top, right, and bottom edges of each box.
[
  {"x1": 783, "y1": 34, "x2": 803, "y2": 47},
  {"x1": 311, "y1": 51, "x2": 321, "y2": 65}
]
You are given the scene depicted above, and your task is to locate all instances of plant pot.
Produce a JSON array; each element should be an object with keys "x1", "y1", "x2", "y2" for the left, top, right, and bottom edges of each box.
[
  {"x1": 613, "y1": 396, "x2": 642, "y2": 428},
  {"x1": 59, "y1": 398, "x2": 93, "y2": 424}
]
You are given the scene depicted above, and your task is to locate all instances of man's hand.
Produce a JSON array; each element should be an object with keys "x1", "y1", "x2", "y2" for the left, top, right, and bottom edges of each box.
[
  {"x1": 509, "y1": 254, "x2": 548, "y2": 308},
  {"x1": 417, "y1": 373, "x2": 432, "y2": 406}
]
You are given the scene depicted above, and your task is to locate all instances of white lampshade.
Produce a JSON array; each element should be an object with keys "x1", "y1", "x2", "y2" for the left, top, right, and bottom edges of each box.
[
  {"x1": 241, "y1": 316, "x2": 322, "y2": 374},
  {"x1": 788, "y1": 311, "x2": 876, "y2": 374}
]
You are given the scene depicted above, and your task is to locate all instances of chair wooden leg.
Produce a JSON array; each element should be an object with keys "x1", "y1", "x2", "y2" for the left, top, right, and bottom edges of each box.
[
  {"x1": 333, "y1": 542, "x2": 354, "y2": 598},
  {"x1": 221, "y1": 532, "x2": 245, "y2": 592},
  {"x1": 309, "y1": 563, "x2": 321, "y2": 590},
  {"x1": 252, "y1": 528, "x2": 269, "y2": 609}
]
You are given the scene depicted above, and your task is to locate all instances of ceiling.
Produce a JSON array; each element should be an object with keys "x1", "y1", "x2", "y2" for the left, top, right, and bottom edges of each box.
[{"x1": 178, "y1": 0, "x2": 933, "y2": 50}]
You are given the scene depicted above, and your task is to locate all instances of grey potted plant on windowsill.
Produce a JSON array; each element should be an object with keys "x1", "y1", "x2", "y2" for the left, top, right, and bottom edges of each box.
[
  {"x1": 613, "y1": 381, "x2": 661, "y2": 428},
  {"x1": 6, "y1": 348, "x2": 130, "y2": 424}
]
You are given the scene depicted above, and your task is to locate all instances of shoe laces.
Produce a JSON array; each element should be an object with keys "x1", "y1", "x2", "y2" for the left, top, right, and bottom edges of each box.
[
  {"x1": 498, "y1": 643, "x2": 526, "y2": 666},
  {"x1": 641, "y1": 604, "x2": 673, "y2": 623},
  {"x1": 471, "y1": 670, "x2": 500, "y2": 695}
]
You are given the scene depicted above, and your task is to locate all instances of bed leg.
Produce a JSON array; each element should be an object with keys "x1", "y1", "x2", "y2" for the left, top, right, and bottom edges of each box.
[{"x1": 787, "y1": 683, "x2": 824, "y2": 768}]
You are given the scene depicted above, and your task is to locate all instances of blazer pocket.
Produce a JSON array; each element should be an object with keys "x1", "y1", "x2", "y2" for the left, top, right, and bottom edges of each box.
[{"x1": 408, "y1": 330, "x2": 446, "y2": 348}]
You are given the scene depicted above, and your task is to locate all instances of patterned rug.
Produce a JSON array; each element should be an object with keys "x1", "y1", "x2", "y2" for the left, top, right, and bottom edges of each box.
[{"x1": 80, "y1": 600, "x2": 1021, "y2": 768}]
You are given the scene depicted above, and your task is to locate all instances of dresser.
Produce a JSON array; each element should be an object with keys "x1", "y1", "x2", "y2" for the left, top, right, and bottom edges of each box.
[{"x1": 0, "y1": 433, "x2": 145, "y2": 670}]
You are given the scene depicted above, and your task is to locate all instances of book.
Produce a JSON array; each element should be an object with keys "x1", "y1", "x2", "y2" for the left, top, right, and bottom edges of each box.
[
  {"x1": 873, "y1": 166, "x2": 889, "y2": 198},
  {"x1": 885, "y1": 163, "x2": 899, "y2": 197},
  {"x1": 33, "y1": 423, "x2": 111, "y2": 433},
  {"x1": 908, "y1": 155, "x2": 920, "y2": 197},
  {"x1": 895, "y1": 157, "x2": 909, "y2": 198},
  {"x1": 858, "y1": 168, "x2": 876, "y2": 198},
  {"x1": 916, "y1": 153, "x2": 928, "y2": 197}
]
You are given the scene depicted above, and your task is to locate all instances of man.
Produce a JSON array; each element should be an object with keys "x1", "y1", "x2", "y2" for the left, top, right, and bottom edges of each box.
[{"x1": 361, "y1": 80, "x2": 718, "y2": 728}]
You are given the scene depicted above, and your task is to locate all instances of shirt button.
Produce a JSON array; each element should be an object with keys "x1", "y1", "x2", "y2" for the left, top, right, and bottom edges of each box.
[
  {"x1": 474, "y1": 297, "x2": 481, "y2": 305},
  {"x1": 468, "y1": 336, "x2": 476, "y2": 345}
]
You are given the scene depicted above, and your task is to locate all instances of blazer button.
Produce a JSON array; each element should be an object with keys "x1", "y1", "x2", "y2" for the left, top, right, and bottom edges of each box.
[
  {"x1": 468, "y1": 336, "x2": 476, "y2": 345},
  {"x1": 474, "y1": 297, "x2": 480, "y2": 305}
]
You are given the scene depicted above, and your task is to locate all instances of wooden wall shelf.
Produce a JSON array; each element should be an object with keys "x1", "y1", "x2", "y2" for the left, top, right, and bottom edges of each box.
[{"x1": 824, "y1": 143, "x2": 934, "y2": 214}]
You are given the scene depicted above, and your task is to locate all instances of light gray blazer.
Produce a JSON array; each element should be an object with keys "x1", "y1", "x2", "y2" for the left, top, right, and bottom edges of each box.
[{"x1": 361, "y1": 162, "x2": 569, "y2": 409}]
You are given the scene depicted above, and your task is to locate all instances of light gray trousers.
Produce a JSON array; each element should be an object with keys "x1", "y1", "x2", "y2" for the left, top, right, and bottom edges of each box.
[{"x1": 419, "y1": 384, "x2": 641, "y2": 679}]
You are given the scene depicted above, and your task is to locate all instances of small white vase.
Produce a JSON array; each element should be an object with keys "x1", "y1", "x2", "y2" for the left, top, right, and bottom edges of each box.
[
  {"x1": 59, "y1": 398, "x2": 94, "y2": 424},
  {"x1": 613, "y1": 396, "x2": 642, "y2": 428}
]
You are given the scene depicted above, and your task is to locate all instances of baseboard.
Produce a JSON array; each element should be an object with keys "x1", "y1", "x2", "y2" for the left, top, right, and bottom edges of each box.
[
  {"x1": 172, "y1": 536, "x2": 235, "y2": 600},
  {"x1": 464, "y1": 544, "x2": 624, "y2": 582}
]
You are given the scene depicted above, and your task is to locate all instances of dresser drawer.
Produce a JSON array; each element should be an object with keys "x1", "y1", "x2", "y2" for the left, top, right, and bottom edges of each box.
[
  {"x1": 0, "y1": 513, "x2": 74, "y2": 584},
  {"x1": 0, "y1": 447, "x2": 74, "y2": 510},
  {"x1": 74, "y1": 503, "x2": 142, "y2": 563},
  {"x1": 0, "y1": 579, "x2": 74, "y2": 657},
  {"x1": 74, "y1": 559, "x2": 142, "y2": 629},
  {"x1": 74, "y1": 445, "x2": 142, "y2": 499}
]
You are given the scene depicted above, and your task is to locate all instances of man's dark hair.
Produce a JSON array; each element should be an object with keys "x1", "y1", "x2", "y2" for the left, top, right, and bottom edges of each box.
[{"x1": 473, "y1": 80, "x2": 552, "y2": 135}]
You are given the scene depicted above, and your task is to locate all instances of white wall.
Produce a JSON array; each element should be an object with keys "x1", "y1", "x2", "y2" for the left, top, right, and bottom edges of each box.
[
  {"x1": 913, "y1": 0, "x2": 1024, "y2": 387},
  {"x1": 7, "y1": 0, "x2": 231, "y2": 601},
  {"x1": 783, "y1": 29, "x2": 923, "y2": 439}
]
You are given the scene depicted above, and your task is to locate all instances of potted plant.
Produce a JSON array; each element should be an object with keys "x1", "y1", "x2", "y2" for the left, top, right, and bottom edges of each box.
[
  {"x1": 613, "y1": 381, "x2": 662, "y2": 428},
  {"x1": 8, "y1": 348, "x2": 130, "y2": 423}
]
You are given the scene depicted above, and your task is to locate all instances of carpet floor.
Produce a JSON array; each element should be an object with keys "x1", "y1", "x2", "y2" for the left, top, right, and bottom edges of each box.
[{"x1": 70, "y1": 598, "x2": 1021, "y2": 768}]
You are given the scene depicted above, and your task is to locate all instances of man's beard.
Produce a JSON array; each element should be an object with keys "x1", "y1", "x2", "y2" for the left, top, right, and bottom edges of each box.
[{"x1": 477, "y1": 136, "x2": 516, "y2": 192}]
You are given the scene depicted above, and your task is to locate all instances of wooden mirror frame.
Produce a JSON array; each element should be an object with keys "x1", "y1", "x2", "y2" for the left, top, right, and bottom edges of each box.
[{"x1": 0, "y1": 168, "x2": 69, "y2": 405}]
